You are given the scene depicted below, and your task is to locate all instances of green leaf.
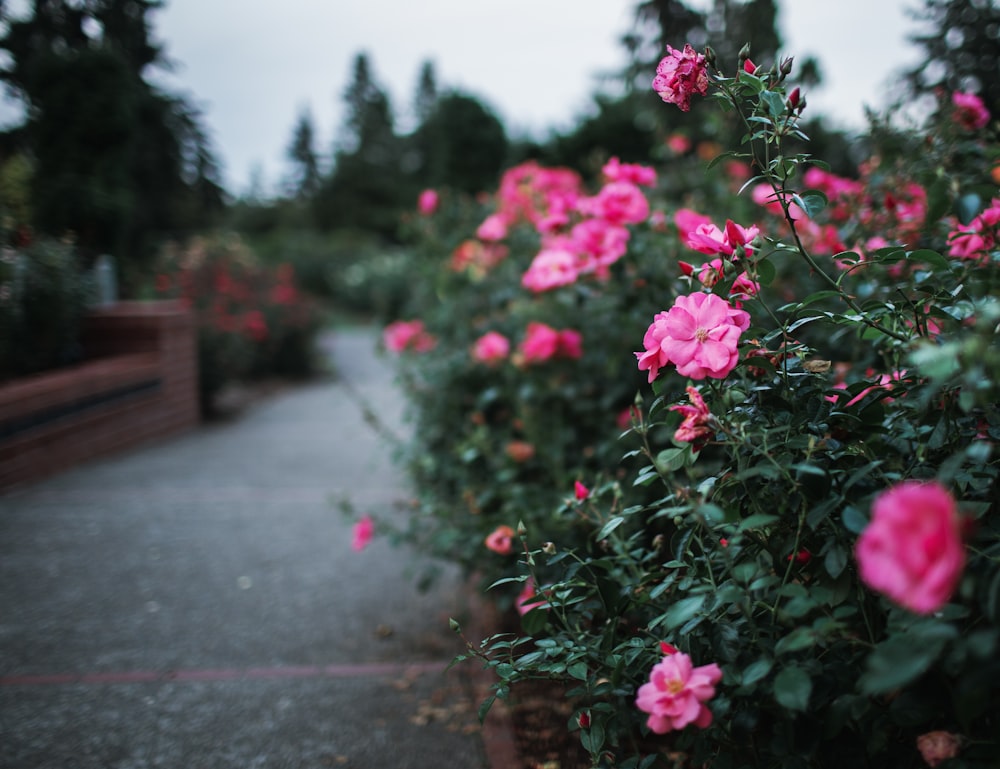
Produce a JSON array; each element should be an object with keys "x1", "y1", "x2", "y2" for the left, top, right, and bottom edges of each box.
[
  {"x1": 568, "y1": 662, "x2": 589, "y2": 681},
  {"x1": 907, "y1": 248, "x2": 951, "y2": 271},
  {"x1": 741, "y1": 657, "x2": 773, "y2": 686},
  {"x1": 824, "y1": 545, "x2": 848, "y2": 578},
  {"x1": 596, "y1": 516, "x2": 625, "y2": 540},
  {"x1": 775, "y1": 627, "x2": 816, "y2": 655},
  {"x1": 797, "y1": 189, "x2": 828, "y2": 219},
  {"x1": 754, "y1": 257, "x2": 776, "y2": 286},
  {"x1": 739, "y1": 513, "x2": 780, "y2": 530},
  {"x1": 773, "y1": 666, "x2": 812, "y2": 711},
  {"x1": 477, "y1": 694, "x2": 497, "y2": 723},
  {"x1": 655, "y1": 447, "x2": 687, "y2": 473},
  {"x1": 664, "y1": 595, "x2": 705, "y2": 630},
  {"x1": 955, "y1": 192, "x2": 983, "y2": 225},
  {"x1": 859, "y1": 633, "x2": 948, "y2": 694},
  {"x1": 760, "y1": 90, "x2": 786, "y2": 117}
]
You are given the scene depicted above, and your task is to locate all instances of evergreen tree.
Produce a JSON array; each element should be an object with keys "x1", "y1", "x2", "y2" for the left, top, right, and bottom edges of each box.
[
  {"x1": 415, "y1": 91, "x2": 508, "y2": 194},
  {"x1": 905, "y1": 0, "x2": 1000, "y2": 120},
  {"x1": 413, "y1": 59, "x2": 439, "y2": 126},
  {"x1": 286, "y1": 107, "x2": 321, "y2": 199},
  {"x1": 0, "y1": 0, "x2": 223, "y2": 279},
  {"x1": 316, "y1": 52, "x2": 405, "y2": 236}
]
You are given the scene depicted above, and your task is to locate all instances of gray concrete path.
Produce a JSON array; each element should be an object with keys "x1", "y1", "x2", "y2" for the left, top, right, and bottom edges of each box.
[{"x1": 0, "y1": 328, "x2": 488, "y2": 769}]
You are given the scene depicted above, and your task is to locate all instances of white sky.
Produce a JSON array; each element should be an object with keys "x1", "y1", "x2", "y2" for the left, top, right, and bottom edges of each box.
[{"x1": 3, "y1": 1, "x2": 923, "y2": 197}]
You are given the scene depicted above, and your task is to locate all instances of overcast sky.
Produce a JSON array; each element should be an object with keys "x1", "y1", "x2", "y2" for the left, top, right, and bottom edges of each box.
[{"x1": 4, "y1": 0, "x2": 924, "y2": 197}]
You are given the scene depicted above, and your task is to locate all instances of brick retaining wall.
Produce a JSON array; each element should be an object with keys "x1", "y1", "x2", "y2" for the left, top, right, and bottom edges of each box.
[{"x1": 0, "y1": 301, "x2": 199, "y2": 491}]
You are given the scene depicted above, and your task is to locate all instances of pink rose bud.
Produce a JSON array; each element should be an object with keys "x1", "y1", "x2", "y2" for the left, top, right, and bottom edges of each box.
[
  {"x1": 659, "y1": 641, "x2": 678, "y2": 655},
  {"x1": 574, "y1": 480, "x2": 590, "y2": 500},
  {"x1": 743, "y1": 58, "x2": 756, "y2": 74},
  {"x1": 788, "y1": 87, "x2": 801, "y2": 109},
  {"x1": 577, "y1": 712, "x2": 591, "y2": 729}
]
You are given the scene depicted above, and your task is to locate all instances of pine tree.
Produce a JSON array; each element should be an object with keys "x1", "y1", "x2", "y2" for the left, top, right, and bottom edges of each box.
[
  {"x1": 905, "y1": 0, "x2": 1000, "y2": 119},
  {"x1": 286, "y1": 107, "x2": 322, "y2": 199}
]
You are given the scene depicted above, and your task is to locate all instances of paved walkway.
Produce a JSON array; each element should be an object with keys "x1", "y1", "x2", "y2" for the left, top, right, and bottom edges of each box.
[{"x1": 0, "y1": 328, "x2": 488, "y2": 769}]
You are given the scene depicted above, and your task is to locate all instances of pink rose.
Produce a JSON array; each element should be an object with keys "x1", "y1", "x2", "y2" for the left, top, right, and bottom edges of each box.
[
  {"x1": 521, "y1": 247, "x2": 580, "y2": 292},
  {"x1": 652, "y1": 44, "x2": 710, "y2": 112},
  {"x1": 635, "y1": 651, "x2": 722, "y2": 733},
  {"x1": 383, "y1": 320, "x2": 436, "y2": 353},
  {"x1": 917, "y1": 731, "x2": 962, "y2": 767},
  {"x1": 579, "y1": 181, "x2": 650, "y2": 226},
  {"x1": 516, "y1": 577, "x2": 547, "y2": 615},
  {"x1": 472, "y1": 331, "x2": 510, "y2": 364},
  {"x1": 855, "y1": 481, "x2": 966, "y2": 614},
  {"x1": 484, "y1": 525, "x2": 516, "y2": 555},
  {"x1": 635, "y1": 292, "x2": 750, "y2": 382},
  {"x1": 519, "y1": 321, "x2": 560, "y2": 363},
  {"x1": 952, "y1": 91, "x2": 990, "y2": 131},
  {"x1": 518, "y1": 323, "x2": 582, "y2": 363},
  {"x1": 351, "y1": 515, "x2": 374, "y2": 552},
  {"x1": 417, "y1": 189, "x2": 439, "y2": 216},
  {"x1": 476, "y1": 213, "x2": 508, "y2": 242},
  {"x1": 601, "y1": 157, "x2": 657, "y2": 187},
  {"x1": 555, "y1": 329, "x2": 583, "y2": 360}
]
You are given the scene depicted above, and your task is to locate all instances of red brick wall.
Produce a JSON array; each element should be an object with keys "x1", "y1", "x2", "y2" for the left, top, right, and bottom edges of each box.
[{"x1": 0, "y1": 301, "x2": 199, "y2": 491}]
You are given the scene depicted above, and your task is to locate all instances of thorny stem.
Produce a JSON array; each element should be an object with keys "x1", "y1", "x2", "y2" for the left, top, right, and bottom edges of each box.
[{"x1": 715, "y1": 75, "x2": 912, "y2": 346}]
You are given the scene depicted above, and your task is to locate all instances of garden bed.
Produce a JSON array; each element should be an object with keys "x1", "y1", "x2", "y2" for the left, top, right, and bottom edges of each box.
[{"x1": 0, "y1": 300, "x2": 199, "y2": 491}]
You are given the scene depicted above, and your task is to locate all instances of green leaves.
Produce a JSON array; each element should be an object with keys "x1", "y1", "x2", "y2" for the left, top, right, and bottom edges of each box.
[{"x1": 773, "y1": 666, "x2": 812, "y2": 711}]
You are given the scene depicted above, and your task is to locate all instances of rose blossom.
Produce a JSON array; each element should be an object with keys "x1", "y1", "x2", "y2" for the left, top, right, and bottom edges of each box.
[
  {"x1": 484, "y1": 525, "x2": 516, "y2": 555},
  {"x1": 917, "y1": 731, "x2": 962, "y2": 767},
  {"x1": 471, "y1": 331, "x2": 511, "y2": 364},
  {"x1": 601, "y1": 157, "x2": 657, "y2": 187},
  {"x1": 417, "y1": 189, "x2": 439, "y2": 215},
  {"x1": 635, "y1": 292, "x2": 751, "y2": 382},
  {"x1": 952, "y1": 91, "x2": 990, "y2": 131},
  {"x1": 652, "y1": 44, "x2": 709, "y2": 112},
  {"x1": 855, "y1": 481, "x2": 966, "y2": 614},
  {"x1": 521, "y1": 247, "x2": 580, "y2": 292},
  {"x1": 351, "y1": 515, "x2": 374, "y2": 552},
  {"x1": 383, "y1": 320, "x2": 436, "y2": 353},
  {"x1": 578, "y1": 181, "x2": 650, "y2": 226},
  {"x1": 476, "y1": 213, "x2": 508, "y2": 242},
  {"x1": 635, "y1": 650, "x2": 722, "y2": 733},
  {"x1": 516, "y1": 577, "x2": 547, "y2": 615},
  {"x1": 518, "y1": 323, "x2": 582, "y2": 363}
]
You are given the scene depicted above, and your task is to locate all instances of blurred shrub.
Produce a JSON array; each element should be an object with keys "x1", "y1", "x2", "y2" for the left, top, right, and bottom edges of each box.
[
  {"x1": 0, "y1": 236, "x2": 90, "y2": 380},
  {"x1": 152, "y1": 234, "x2": 326, "y2": 412}
]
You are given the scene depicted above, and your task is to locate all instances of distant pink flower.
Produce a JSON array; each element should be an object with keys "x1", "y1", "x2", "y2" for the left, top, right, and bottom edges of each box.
[
  {"x1": 670, "y1": 386, "x2": 713, "y2": 446},
  {"x1": 636, "y1": 293, "x2": 750, "y2": 382},
  {"x1": 519, "y1": 322, "x2": 560, "y2": 363},
  {"x1": 665, "y1": 134, "x2": 692, "y2": 155},
  {"x1": 555, "y1": 329, "x2": 583, "y2": 360},
  {"x1": 521, "y1": 247, "x2": 580, "y2": 292},
  {"x1": 485, "y1": 525, "x2": 516, "y2": 555},
  {"x1": 674, "y1": 208, "x2": 713, "y2": 241},
  {"x1": 351, "y1": 515, "x2": 374, "y2": 552},
  {"x1": 417, "y1": 189, "x2": 439, "y2": 215},
  {"x1": 917, "y1": 731, "x2": 963, "y2": 767},
  {"x1": 856, "y1": 481, "x2": 966, "y2": 614},
  {"x1": 383, "y1": 320, "x2": 436, "y2": 353},
  {"x1": 476, "y1": 213, "x2": 508, "y2": 241},
  {"x1": 952, "y1": 91, "x2": 990, "y2": 131},
  {"x1": 571, "y1": 219, "x2": 630, "y2": 277},
  {"x1": 579, "y1": 181, "x2": 650, "y2": 226},
  {"x1": 948, "y1": 198, "x2": 1000, "y2": 262},
  {"x1": 602, "y1": 157, "x2": 657, "y2": 187},
  {"x1": 652, "y1": 44, "x2": 709, "y2": 112},
  {"x1": 519, "y1": 323, "x2": 582, "y2": 364},
  {"x1": 516, "y1": 577, "x2": 548, "y2": 615},
  {"x1": 636, "y1": 651, "x2": 722, "y2": 734},
  {"x1": 472, "y1": 331, "x2": 510, "y2": 364},
  {"x1": 243, "y1": 310, "x2": 269, "y2": 342},
  {"x1": 574, "y1": 480, "x2": 590, "y2": 500}
]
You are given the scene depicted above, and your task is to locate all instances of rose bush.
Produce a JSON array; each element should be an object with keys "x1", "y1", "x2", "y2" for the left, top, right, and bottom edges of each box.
[{"x1": 376, "y1": 39, "x2": 999, "y2": 769}]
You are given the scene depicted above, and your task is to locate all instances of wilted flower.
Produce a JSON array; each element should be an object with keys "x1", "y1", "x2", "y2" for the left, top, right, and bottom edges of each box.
[
  {"x1": 652, "y1": 44, "x2": 709, "y2": 112},
  {"x1": 951, "y1": 91, "x2": 990, "y2": 131},
  {"x1": 917, "y1": 731, "x2": 962, "y2": 767}
]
